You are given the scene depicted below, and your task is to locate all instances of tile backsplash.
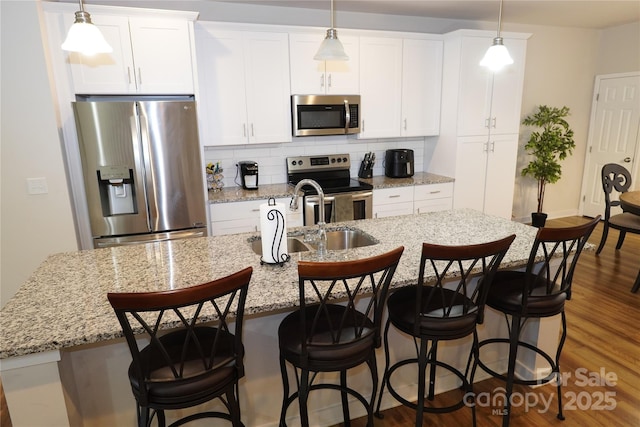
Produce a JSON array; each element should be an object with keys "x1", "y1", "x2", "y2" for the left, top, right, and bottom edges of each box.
[{"x1": 203, "y1": 136, "x2": 426, "y2": 190}]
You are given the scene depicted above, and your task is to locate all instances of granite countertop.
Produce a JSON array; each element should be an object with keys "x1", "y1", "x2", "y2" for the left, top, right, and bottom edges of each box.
[
  {"x1": 0, "y1": 209, "x2": 536, "y2": 359},
  {"x1": 208, "y1": 172, "x2": 454, "y2": 203}
]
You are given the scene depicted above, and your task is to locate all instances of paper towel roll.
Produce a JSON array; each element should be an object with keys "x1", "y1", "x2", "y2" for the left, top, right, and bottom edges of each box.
[{"x1": 259, "y1": 199, "x2": 288, "y2": 264}]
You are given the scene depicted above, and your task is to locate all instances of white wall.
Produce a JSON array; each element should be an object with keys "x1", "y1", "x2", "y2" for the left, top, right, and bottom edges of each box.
[
  {"x1": 512, "y1": 21, "x2": 640, "y2": 221},
  {"x1": 0, "y1": 0, "x2": 77, "y2": 308},
  {"x1": 510, "y1": 24, "x2": 602, "y2": 221},
  {"x1": 1, "y1": 0, "x2": 638, "y2": 308}
]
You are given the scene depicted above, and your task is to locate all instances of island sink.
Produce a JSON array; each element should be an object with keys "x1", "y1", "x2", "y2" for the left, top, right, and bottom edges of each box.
[
  {"x1": 250, "y1": 237, "x2": 310, "y2": 256},
  {"x1": 308, "y1": 229, "x2": 378, "y2": 251},
  {"x1": 249, "y1": 228, "x2": 378, "y2": 255}
]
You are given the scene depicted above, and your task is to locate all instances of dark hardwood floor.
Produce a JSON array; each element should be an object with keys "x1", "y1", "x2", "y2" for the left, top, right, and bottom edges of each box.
[
  {"x1": 333, "y1": 217, "x2": 640, "y2": 427},
  {"x1": 1, "y1": 217, "x2": 639, "y2": 427}
]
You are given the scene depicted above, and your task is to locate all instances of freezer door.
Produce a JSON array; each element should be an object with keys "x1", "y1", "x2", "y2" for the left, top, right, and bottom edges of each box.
[
  {"x1": 73, "y1": 101, "x2": 151, "y2": 238},
  {"x1": 138, "y1": 101, "x2": 207, "y2": 232}
]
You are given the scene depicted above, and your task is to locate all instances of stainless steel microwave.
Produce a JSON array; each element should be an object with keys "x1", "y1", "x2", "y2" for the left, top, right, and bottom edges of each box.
[{"x1": 291, "y1": 94, "x2": 360, "y2": 137}]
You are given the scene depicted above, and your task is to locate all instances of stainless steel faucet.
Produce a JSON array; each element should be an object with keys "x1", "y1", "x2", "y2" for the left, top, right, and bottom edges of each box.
[{"x1": 290, "y1": 179, "x2": 327, "y2": 256}]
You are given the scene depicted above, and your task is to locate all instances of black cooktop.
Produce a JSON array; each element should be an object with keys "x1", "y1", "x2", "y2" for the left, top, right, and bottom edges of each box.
[{"x1": 287, "y1": 154, "x2": 372, "y2": 195}]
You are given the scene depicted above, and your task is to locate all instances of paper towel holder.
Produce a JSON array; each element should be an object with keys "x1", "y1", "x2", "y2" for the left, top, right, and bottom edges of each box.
[{"x1": 260, "y1": 197, "x2": 290, "y2": 266}]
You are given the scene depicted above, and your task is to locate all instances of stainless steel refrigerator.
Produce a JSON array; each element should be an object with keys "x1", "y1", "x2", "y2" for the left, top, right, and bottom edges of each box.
[{"x1": 72, "y1": 99, "x2": 207, "y2": 248}]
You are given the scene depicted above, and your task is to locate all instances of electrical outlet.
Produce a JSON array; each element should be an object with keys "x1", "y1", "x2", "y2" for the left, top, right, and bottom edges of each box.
[{"x1": 27, "y1": 177, "x2": 48, "y2": 195}]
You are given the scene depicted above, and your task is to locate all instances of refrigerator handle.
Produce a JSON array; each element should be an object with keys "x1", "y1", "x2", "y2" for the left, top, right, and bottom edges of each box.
[{"x1": 134, "y1": 112, "x2": 154, "y2": 230}]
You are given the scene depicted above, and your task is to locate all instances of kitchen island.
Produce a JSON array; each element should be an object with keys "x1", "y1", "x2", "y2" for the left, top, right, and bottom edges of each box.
[{"x1": 0, "y1": 209, "x2": 548, "y2": 426}]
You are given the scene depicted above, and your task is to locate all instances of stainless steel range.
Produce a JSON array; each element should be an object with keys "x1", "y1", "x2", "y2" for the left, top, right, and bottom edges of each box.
[{"x1": 287, "y1": 154, "x2": 373, "y2": 225}]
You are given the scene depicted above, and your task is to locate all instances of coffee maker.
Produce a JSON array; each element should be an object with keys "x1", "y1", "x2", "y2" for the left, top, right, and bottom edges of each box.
[{"x1": 237, "y1": 161, "x2": 259, "y2": 190}]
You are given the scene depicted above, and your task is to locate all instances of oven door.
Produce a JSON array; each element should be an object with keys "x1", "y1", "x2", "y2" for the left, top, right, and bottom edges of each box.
[{"x1": 303, "y1": 191, "x2": 373, "y2": 225}]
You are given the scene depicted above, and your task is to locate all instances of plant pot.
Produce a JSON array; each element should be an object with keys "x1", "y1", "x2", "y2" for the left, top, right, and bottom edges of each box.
[{"x1": 531, "y1": 212, "x2": 548, "y2": 228}]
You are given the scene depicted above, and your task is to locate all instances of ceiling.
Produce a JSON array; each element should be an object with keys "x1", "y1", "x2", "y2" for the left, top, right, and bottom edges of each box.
[{"x1": 218, "y1": 0, "x2": 640, "y2": 29}]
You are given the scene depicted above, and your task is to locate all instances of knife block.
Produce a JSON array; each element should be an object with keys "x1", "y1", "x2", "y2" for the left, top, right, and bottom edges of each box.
[{"x1": 358, "y1": 161, "x2": 373, "y2": 179}]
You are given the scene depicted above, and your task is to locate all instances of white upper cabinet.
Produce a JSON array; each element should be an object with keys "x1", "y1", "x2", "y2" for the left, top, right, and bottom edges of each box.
[
  {"x1": 67, "y1": 15, "x2": 195, "y2": 94},
  {"x1": 195, "y1": 25, "x2": 292, "y2": 146},
  {"x1": 435, "y1": 30, "x2": 529, "y2": 219},
  {"x1": 358, "y1": 36, "x2": 403, "y2": 139},
  {"x1": 401, "y1": 38, "x2": 443, "y2": 137},
  {"x1": 289, "y1": 32, "x2": 359, "y2": 95},
  {"x1": 358, "y1": 36, "x2": 443, "y2": 139},
  {"x1": 455, "y1": 34, "x2": 527, "y2": 137}
]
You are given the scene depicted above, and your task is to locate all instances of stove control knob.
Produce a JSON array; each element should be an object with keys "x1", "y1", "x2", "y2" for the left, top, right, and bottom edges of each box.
[
  {"x1": 331, "y1": 158, "x2": 336, "y2": 163},
  {"x1": 298, "y1": 160, "x2": 303, "y2": 166},
  {"x1": 342, "y1": 157, "x2": 348, "y2": 163},
  {"x1": 336, "y1": 157, "x2": 341, "y2": 163},
  {"x1": 291, "y1": 160, "x2": 297, "y2": 166}
]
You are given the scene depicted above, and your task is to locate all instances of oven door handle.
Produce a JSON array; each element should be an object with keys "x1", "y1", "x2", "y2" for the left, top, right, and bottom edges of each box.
[
  {"x1": 350, "y1": 191, "x2": 373, "y2": 201},
  {"x1": 344, "y1": 99, "x2": 350, "y2": 134}
]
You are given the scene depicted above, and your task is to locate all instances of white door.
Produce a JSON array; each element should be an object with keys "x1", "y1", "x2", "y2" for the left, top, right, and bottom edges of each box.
[
  {"x1": 401, "y1": 38, "x2": 443, "y2": 137},
  {"x1": 244, "y1": 31, "x2": 292, "y2": 144},
  {"x1": 581, "y1": 73, "x2": 640, "y2": 218},
  {"x1": 358, "y1": 36, "x2": 403, "y2": 139},
  {"x1": 128, "y1": 18, "x2": 194, "y2": 94}
]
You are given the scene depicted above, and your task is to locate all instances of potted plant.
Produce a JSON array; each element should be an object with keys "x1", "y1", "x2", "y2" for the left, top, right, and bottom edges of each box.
[{"x1": 521, "y1": 105, "x2": 575, "y2": 227}]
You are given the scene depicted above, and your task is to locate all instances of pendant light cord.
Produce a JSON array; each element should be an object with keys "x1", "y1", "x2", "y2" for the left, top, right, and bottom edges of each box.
[
  {"x1": 497, "y1": 0, "x2": 504, "y2": 37},
  {"x1": 330, "y1": 0, "x2": 335, "y2": 29}
]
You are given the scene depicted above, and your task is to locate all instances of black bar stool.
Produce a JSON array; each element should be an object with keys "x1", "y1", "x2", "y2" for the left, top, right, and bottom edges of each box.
[
  {"x1": 278, "y1": 247, "x2": 404, "y2": 427},
  {"x1": 472, "y1": 216, "x2": 599, "y2": 426},
  {"x1": 375, "y1": 235, "x2": 515, "y2": 427},
  {"x1": 108, "y1": 267, "x2": 253, "y2": 427}
]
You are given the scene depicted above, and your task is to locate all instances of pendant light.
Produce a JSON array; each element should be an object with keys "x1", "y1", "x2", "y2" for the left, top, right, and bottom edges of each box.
[
  {"x1": 61, "y1": 0, "x2": 112, "y2": 55},
  {"x1": 480, "y1": 0, "x2": 513, "y2": 71},
  {"x1": 314, "y1": 0, "x2": 349, "y2": 61}
]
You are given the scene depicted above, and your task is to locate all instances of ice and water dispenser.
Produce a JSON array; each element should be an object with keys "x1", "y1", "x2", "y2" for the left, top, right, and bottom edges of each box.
[{"x1": 97, "y1": 165, "x2": 137, "y2": 216}]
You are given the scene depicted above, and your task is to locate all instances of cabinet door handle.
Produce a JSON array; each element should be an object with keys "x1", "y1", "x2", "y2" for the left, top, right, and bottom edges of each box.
[
  {"x1": 328, "y1": 73, "x2": 332, "y2": 88},
  {"x1": 483, "y1": 142, "x2": 488, "y2": 152},
  {"x1": 492, "y1": 117, "x2": 497, "y2": 128},
  {"x1": 491, "y1": 141, "x2": 495, "y2": 152},
  {"x1": 404, "y1": 119, "x2": 407, "y2": 130},
  {"x1": 485, "y1": 118, "x2": 490, "y2": 128},
  {"x1": 389, "y1": 195, "x2": 401, "y2": 199},
  {"x1": 243, "y1": 124, "x2": 247, "y2": 137},
  {"x1": 362, "y1": 119, "x2": 365, "y2": 132},
  {"x1": 251, "y1": 124, "x2": 255, "y2": 137},
  {"x1": 127, "y1": 67, "x2": 132, "y2": 84},
  {"x1": 429, "y1": 190, "x2": 441, "y2": 194},
  {"x1": 137, "y1": 68, "x2": 142, "y2": 85},
  {"x1": 320, "y1": 73, "x2": 325, "y2": 88},
  {"x1": 251, "y1": 209, "x2": 260, "y2": 212}
]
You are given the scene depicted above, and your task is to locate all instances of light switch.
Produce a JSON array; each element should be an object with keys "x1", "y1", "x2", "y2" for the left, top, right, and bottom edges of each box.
[{"x1": 27, "y1": 177, "x2": 49, "y2": 195}]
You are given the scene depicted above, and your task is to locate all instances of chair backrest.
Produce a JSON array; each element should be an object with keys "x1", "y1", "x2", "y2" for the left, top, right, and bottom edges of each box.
[
  {"x1": 107, "y1": 267, "x2": 253, "y2": 403},
  {"x1": 296, "y1": 247, "x2": 404, "y2": 353},
  {"x1": 602, "y1": 163, "x2": 632, "y2": 219},
  {"x1": 415, "y1": 235, "x2": 516, "y2": 328},
  {"x1": 522, "y1": 216, "x2": 600, "y2": 303}
]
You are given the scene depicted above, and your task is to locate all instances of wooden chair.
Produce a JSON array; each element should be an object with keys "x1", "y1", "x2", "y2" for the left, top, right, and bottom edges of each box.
[
  {"x1": 472, "y1": 217, "x2": 599, "y2": 426},
  {"x1": 107, "y1": 267, "x2": 253, "y2": 427},
  {"x1": 375, "y1": 235, "x2": 515, "y2": 427},
  {"x1": 596, "y1": 163, "x2": 640, "y2": 254},
  {"x1": 278, "y1": 247, "x2": 404, "y2": 427}
]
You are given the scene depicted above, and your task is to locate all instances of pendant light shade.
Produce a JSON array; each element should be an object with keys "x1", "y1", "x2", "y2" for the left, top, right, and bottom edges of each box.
[
  {"x1": 314, "y1": 0, "x2": 349, "y2": 61},
  {"x1": 61, "y1": 0, "x2": 112, "y2": 55},
  {"x1": 480, "y1": 37, "x2": 513, "y2": 71},
  {"x1": 480, "y1": 0, "x2": 513, "y2": 71}
]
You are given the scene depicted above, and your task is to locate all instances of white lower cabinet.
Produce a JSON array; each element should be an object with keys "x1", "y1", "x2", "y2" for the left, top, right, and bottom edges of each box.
[
  {"x1": 413, "y1": 183, "x2": 454, "y2": 214},
  {"x1": 210, "y1": 198, "x2": 302, "y2": 236},
  {"x1": 453, "y1": 135, "x2": 519, "y2": 219},
  {"x1": 372, "y1": 187, "x2": 414, "y2": 218}
]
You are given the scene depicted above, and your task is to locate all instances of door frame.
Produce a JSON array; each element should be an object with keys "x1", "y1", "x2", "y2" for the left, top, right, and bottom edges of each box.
[{"x1": 579, "y1": 71, "x2": 640, "y2": 216}]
